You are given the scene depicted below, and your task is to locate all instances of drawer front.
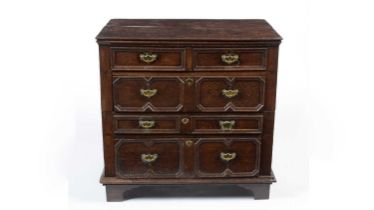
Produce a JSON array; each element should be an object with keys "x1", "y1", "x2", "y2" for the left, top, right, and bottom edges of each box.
[
  {"x1": 113, "y1": 115, "x2": 181, "y2": 134},
  {"x1": 113, "y1": 114, "x2": 263, "y2": 134},
  {"x1": 111, "y1": 47, "x2": 186, "y2": 71},
  {"x1": 113, "y1": 77, "x2": 185, "y2": 112},
  {"x1": 115, "y1": 139, "x2": 183, "y2": 178},
  {"x1": 195, "y1": 77, "x2": 266, "y2": 112},
  {"x1": 193, "y1": 48, "x2": 267, "y2": 71},
  {"x1": 194, "y1": 138, "x2": 260, "y2": 177},
  {"x1": 191, "y1": 115, "x2": 263, "y2": 134}
]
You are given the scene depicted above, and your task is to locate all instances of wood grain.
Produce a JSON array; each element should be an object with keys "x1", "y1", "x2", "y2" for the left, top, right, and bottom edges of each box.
[
  {"x1": 97, "y1": 19, "x2": 281, "y2": 201},
  {"x1": 97, "y1": 19, "x2": 282, "y2": 41}
]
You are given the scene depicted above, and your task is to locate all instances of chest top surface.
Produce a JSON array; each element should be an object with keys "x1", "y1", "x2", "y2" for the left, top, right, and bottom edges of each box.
[{"x1": 96, "y1": 19, "x2": 282, "y2": 42}]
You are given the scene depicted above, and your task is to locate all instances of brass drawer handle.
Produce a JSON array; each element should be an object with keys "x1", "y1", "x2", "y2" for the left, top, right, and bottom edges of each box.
[
  {"x1": 141, "y1": 154, "x2": 158, "y2": 163},
  {"x1": 140, "y1": 89, "x2": 157, "y2": 98},
  {"x1": 221, "y1": 53, "x2": 239, "y2": 64},
  {"x1": 222, "y1": 89, "x2": 239, "y2": 98},
  {"x1": 219, "y1": 120, "x2": 235, "y2": 131},
  {"x1": 139, "y1": 120, "x2": 155, "y2": 129},
  {"x1": 220, "y1": 152, "x2": 236, "y2": 162},
  {"x1": 139, "y1": 52, "x2": 158, "y2": 63}
]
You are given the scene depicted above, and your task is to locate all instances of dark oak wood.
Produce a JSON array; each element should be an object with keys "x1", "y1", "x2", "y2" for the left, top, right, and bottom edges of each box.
[
  {"x1": 113, "y1": 114, "x2": 182, "y2": 134},
  {"x1": 113, "y1": 114, "x2": 263, "y2": 134},
  {"x1": 190, "y1": 115, "x2": 263, "y2": 134},
  {"x1": 113, "y1": 76, "x2": 266, "y2": 112},
  {"x1": 111, "y1": 47, "x2": 186, "y2": 71},
  {"x1": 115, "y1": 139, "x2": 183, "y2": 178},
  {"x1": 97, "y1": 19, "x2": 282, "y2": 42},
  {"x1": 105, "y1": 184, "x2": 270, "y2": 201},
  {"x1": 195, "y1": 76, "x2": 266, "y2": 112},
  {"x1": 97, "y1": 19, "x2": 281, "y2": 201},
  {"x1": 193, "y1": 48, "x2": 268, "y2": 71},
  {"x1": 195, "y1": 138, "x2": 261, "y2": 177},
  {"x1": 100, "y1": 170, "x2": 276, "y2": 184},
  {"x1": 112, "y1": 76, "x2": 185, "y2": 112},
  {"x1": 99, "y1": 46, "x2": 116, "y2": 176}
]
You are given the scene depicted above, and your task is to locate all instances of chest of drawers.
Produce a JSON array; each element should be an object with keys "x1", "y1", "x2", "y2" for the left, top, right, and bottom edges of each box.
[{"x1": 96, "y1": 19, "x2": 282, "y2": 201}]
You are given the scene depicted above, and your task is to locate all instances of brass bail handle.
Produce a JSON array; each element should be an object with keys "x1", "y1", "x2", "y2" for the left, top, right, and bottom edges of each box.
[
  {"x1": 220, "y1": 152, "x2": 237, "y2": 162},
  {"x1": 139, "y1": 52, "x2": 158, "y2": 63},
  {"x1": 219, "y1": 120, "x2": 235, "y2": 131},
  {"x1": 141, "y1": 153, "x2": 158, "y2": 163},
  {"x1": 139, "y1": 120, "x2": 155, "y2": 129},
  {"x1": 140, "y1": 89, "x2": 157, "y2": 98},
  {"x1": 222, "y1": 89, "x2": 239, "y2": 98},
  {"x1": 221, "y1": 53, "x2": 239, "y2": 64}
]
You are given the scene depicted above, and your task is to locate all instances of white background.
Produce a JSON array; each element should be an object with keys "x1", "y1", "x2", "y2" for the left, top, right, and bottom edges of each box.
[{"x1": 1, "y1": 0, "x2": 373, "y2": 209}]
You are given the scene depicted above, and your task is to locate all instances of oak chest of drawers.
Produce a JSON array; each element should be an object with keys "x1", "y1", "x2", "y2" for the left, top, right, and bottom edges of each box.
[{"x1": 96, "y1": 19, "x2": 282, "y2": 201}]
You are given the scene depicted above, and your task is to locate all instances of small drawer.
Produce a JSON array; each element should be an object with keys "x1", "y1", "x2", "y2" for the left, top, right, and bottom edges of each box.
[
  {"x1": 111, "y1": 47, "x2": 186, "y2": 71},
  {"x1": 115, "y1": 138, "x2": 183, "y2": 178},
  {"x1": 191, "y1": 115, "x2": 263, "y2": 134},
  {"x1": 195, "y1": 138, "x2": 261, "y2": 177},
  {"x1": 113, "y1": 115, "x2": 181, "y2": 134},
  {"x1": 192, "y1": 48, "x2": 268, "y2": 71}
]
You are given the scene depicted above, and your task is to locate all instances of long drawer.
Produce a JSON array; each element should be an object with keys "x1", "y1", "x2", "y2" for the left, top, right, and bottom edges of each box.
[
  {"x1": 112, "y1": 76, "x2": 266, "y2": 112},
  {"x1": 114, "y1": 137, "x2": 261, "y2": 178},
  {"x1": 113, "y1": 114, "x2": 263, "y2": 134}
]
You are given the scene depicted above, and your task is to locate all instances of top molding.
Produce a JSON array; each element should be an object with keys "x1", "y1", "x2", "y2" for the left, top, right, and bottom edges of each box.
[{"x1": 96, "y1": 19, "x2": 283, "y2": 43}]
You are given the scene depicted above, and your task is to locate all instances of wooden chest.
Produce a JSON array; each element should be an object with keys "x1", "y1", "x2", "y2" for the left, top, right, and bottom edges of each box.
[{"x1": 96, "y1": 19, "x2": 282, "y2": 201}]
